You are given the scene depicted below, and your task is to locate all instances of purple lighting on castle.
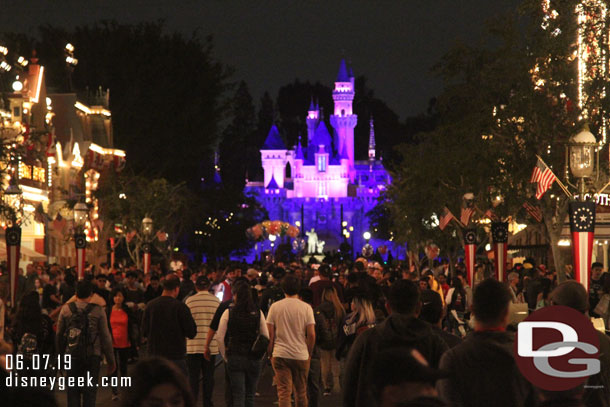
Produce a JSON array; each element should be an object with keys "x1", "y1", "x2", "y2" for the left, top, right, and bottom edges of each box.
[{"x1": 245, "y1": 59, "x2": 394, "y2": 256}]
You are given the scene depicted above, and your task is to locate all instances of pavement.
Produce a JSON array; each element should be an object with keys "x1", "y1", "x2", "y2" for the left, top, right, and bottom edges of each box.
[{"x1": 54, "y1": 357, "x2": 343, "y2": 406}]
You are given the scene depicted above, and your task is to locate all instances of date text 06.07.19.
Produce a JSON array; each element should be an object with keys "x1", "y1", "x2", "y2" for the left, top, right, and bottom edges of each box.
[{"x1": 5, "y1": 354, "x2": 72, "y2": 371}]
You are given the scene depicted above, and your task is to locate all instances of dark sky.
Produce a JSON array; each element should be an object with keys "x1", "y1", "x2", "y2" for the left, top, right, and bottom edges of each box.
[{"x1": 2, "y1": 0, "x2": 521, "y2": 118}]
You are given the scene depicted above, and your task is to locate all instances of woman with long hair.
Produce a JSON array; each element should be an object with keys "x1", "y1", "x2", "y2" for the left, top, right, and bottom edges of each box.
[
  {"x1": 107, "y1": 287, "x2": 137, "y2": 401},
  {"x1": 217, "y1": 282, "x2": 269, "y2": 407},
  {"x1": 10, "y1": 291, "x2": 55, "y2": 376},
  {"x1": 335, "y1": 290, "x2": 375, "y2": 386},
  {"x1": 445, "y1": 275, "x2": 468, "y2": 336},
  {"x1": 315, "y1": 286, "x2": 345, "y2": 396}
]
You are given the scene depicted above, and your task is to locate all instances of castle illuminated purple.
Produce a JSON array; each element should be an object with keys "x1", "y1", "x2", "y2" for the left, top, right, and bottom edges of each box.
[{"x1": 245, "y1": 59, "x2": 392, "y2": 255}]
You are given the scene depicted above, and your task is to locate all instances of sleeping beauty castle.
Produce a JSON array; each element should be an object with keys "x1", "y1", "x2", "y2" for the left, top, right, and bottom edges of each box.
[{"x1": 245, "y1": 59, "x2": 393, "y2": 257}]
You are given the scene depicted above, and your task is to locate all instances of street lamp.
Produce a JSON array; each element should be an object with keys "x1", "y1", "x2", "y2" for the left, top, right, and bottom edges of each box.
[
  {"x1": 569, "y1": 125, "x2": 597, "y2": 200},
  {"x1": 73, "y1": 202, "x2": 88, "y2": 280},
  {"x1": 142, "y1": 217, "x2": 153, "y2": 274},
  {"x1": 567, "y1": 124, "x2": 598, "y2": 291},
  {"x1": 3, "y1": 182, "x2": 22, "y2": 309},
  {"x1": 363, "y1": 231, "x2": 371, "y2": 241}
]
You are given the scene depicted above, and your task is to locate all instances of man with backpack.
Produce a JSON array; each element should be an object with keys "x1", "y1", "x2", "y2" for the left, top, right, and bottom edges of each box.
[{"x1": 56, "y1": 280, "x2": 115, "y2": 407}]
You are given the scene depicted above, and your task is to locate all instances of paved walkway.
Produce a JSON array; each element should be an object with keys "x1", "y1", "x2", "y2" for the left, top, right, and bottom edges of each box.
[{"x1": 54, "y1": 358, "x2": 343, "y2": 406}]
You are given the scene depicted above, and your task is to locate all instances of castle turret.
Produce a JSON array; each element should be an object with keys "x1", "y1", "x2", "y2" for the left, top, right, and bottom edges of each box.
[
  {"x1": 368, "y1": 116, "x2": 376, "y2": 161},
  {"x1": 330, "y1": 58, "x2": 357, "y2": 182},
  {"x1": 306, "y1": 98, "x2": 319, "y2": 143},
  {"x1": 261, "y1": 124, "x2": 288, "y2": 189}
]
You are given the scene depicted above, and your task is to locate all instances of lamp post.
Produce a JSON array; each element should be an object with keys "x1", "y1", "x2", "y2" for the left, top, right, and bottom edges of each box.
[
  {"x1": 74, "y1": 202, "x2": 88, "y2": 280},
  {"x1": 4, "y1": 182, "x2": 22, "y2": 308},
  {"x1": 142, "y1": 217, "x2": 153, "y2": 274},
  {"x1": 567, "y1": 126, "x2": 598, "y2": 291}
]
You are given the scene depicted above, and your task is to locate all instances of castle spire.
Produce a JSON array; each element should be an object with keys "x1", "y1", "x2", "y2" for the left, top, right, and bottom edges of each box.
[
  {"x1": 368, "y1": 116, "x2": 376, "y2": 160},
  {"x1": 336, "y1": 58, "x2": 349, "y2": 82}
]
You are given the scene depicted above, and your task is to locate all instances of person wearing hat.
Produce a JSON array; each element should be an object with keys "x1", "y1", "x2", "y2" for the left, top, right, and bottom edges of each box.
[
  {"x1": 369, "y1": 348, "x2": 448, "y2": 406},
  {"x1": 185, "y1": 276, "x2": 220, "y2": 407}
]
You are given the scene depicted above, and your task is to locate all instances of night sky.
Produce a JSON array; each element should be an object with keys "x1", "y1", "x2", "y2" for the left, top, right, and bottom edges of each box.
[{"x1": 2, "y1": 0, "x2": 521, "y2": 118}]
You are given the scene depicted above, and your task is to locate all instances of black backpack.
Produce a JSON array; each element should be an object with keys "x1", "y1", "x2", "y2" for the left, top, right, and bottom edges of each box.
[
  {"x1": 316, "y1": 310, "x2": 338, "y2": 350},
  {"x1": 62, "y1": 303, "x2": 95, "y2": 360},
  {"x1": 18, "y1": 332, "x2": 38, "y2": 360}
]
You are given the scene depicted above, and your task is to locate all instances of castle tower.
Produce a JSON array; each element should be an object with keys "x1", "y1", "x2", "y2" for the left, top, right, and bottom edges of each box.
[
  {"x1": 330, "y1": 58, "x2": 358, "y2": 182},
  {"x1": 306, "y1": 98, "x2": 319, "y2": 143},
  {"x1": 260, "y1": 124, "x2": 288, "y2": 189},
  {"x1": 368, "y1": 116, "x2": 376, "y2": 161}
]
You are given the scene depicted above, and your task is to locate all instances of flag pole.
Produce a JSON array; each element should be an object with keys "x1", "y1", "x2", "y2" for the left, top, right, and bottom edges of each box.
[{"x1": 535, "y1": 154, "x2": 573, "y2": 199}]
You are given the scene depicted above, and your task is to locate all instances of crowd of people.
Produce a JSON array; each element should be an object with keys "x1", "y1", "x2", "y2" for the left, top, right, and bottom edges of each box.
[{"x1": 0, "y1": 256, "x2": 609, "y2": 407}]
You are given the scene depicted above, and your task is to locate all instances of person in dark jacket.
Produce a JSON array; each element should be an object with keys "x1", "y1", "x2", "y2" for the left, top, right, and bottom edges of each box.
[
  {"x1": 419, "y1": 289, "x2": 461, "y2": 349},
  {"x1": 216, "y1": 282, "x2": 269, "y2": 407},
  {"x1": 141, "y1": 274, "x2": 197, "y2": 375},
  {"x1": 343, "y1": 280, "x2": 448, "y2": 407},
  {"x1": 550, "y1": 281, "x2": 610, "y2": 407},
  {"x1": 369, "y1": 347, "x2": 448, "y2": 407},
  {"x1": 437, "y1": 278, "x2": 536, "y2": 407}
]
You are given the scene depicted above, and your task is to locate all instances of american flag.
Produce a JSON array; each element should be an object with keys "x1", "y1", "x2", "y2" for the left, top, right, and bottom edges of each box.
[
  {"x1": 439, "y1": 207, "x2": 455, "y2": 231},
  {"x1": 530, "y1": 157, "x2": 556, "y2": 199},
  {"x1": 522, "y1": 202, "x2": 543, "y2": 223},
  {"x1": 569, "y1": 202, "x2": 596, "y2": 291},
  {"x1": 461, "y1": 207, "x2": 474, "y2": 226}
]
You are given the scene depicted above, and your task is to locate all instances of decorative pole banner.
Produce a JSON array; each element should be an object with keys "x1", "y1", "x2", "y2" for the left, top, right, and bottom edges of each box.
[
  {"x1": 109, "y1": 237, "x2": 116, "y2": 269},
  {"x1": 6, "y1": 226, "x2": 21, "y2": 308},
  {"x1": 75, "y1": 233, "x2": 87, "y2": 280},
  {"x1": 491, "y1": 222, "x2": 509, "y2": 283},
  {"x1": 569, "y1": 201, "x2": 596, "y2": 291},
  {"x1": 142, "y1": 242, "x2": 152, "y2": 274},
  {"x1": 463, "y1": 229, "x2": 477, "y2": 286}
]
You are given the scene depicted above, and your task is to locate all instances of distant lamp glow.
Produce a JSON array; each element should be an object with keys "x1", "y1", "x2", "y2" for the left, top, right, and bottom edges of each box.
[
  {"x1": 558, "y1": 239, "x2": 571, "y2": 247},
  {"x1": 342, "y1": 221, "x2": 348, "y2": 227},
  {"x1": 295, "y1": 221, "x2": 301, "y2": 227},
  {"x1": 269, "y1": 234, "x2": 277, "y2": 242},
  {"x1": 569, "y1": 126, "x2": 596, "y2": 179},
  {"x1": 65, "y1": 43, "x2": 75, "y2": 53},
  {"x1": 11, "y1": 81, "x2": 23, "y2": 92},
  {"x1": 142, "y1": 217, "x2": 153, "y2": 237},
  {"x1": 363, "y1": 231, "x2": 371, "y2": 241},
  {"x1": 73, "y1": 202, "x2": 88, "y2": 228},
  {"x1": 485, "y1": 243, "x2": 491, "y2": 251}
]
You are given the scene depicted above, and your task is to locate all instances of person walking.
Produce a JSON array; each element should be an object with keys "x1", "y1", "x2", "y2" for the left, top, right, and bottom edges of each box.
[
  {"x1": 185, "y1": 276, "x2": 220, "y2": 407},
  {"x1": 107, "y1": 287, "x2": 137, "y2": 401},
  {"x1": 315, "y1": 286, "x2": 344, "y2": 396},
  {"x1": 217, "y1": 281, "x2": 269, "y2": 407},
  {"x1": 56, "y1": 280, "x2": 116, "y2": 407},
  {"x1": 267, "y1": 275, "x2": 316, "y2": 407},
  {"x1": 437, "y1": 279, "x2": 536, "y2": 407},
  {"x1": 141, "y1": 274, "x2": 197, "y2": 375},
  {"x1": 343, "y1": 280, "x2": 448, "y2": 407}
]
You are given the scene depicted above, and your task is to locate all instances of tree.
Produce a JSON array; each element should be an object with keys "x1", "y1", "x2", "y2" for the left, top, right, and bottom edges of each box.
[
  {"x1": 220, "y1": 81, "x2": 256, "y2": 190},
  {"x1": 32, "y1": 21, "x2": 232, "y2": 190},
  {"x1": 95, "y1": 172, "x2": 196, "y2": 267},
  {"x1": 383, "y1": 1, "x2": 609, "y2": 279}
]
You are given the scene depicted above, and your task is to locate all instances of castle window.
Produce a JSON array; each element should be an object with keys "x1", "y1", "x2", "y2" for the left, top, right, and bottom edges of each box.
[
  {"x1": 318, "y1": 182, "x2": 327, "y2": 197},
  {"x1": 317, "y1": 155, "x2": 327, "y2": 172}
]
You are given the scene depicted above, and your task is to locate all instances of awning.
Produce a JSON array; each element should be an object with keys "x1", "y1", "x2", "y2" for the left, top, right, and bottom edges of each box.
[{"x1": 0, "y1": 241, "x2": 46, "y2": 261}]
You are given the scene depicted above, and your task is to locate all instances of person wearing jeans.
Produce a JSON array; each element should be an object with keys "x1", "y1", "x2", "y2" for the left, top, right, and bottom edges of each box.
[
  {"x1": 266, "y1": 275, "x2": 316, "y2": 407},
  {"x1": 217, "y1": 282, "x2": 269, "y2": 407},
  {"x1": 107, "y1": 287, "x2": 137, "y2": 400},
  {"x1": 186, "y1": 276, "x2": 221, "y2": 407}
]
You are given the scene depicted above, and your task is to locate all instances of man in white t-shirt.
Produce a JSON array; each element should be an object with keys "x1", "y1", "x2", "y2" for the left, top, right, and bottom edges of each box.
[{"x1": 267, "y1": 274, "x2": 316, "y2": 407}]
